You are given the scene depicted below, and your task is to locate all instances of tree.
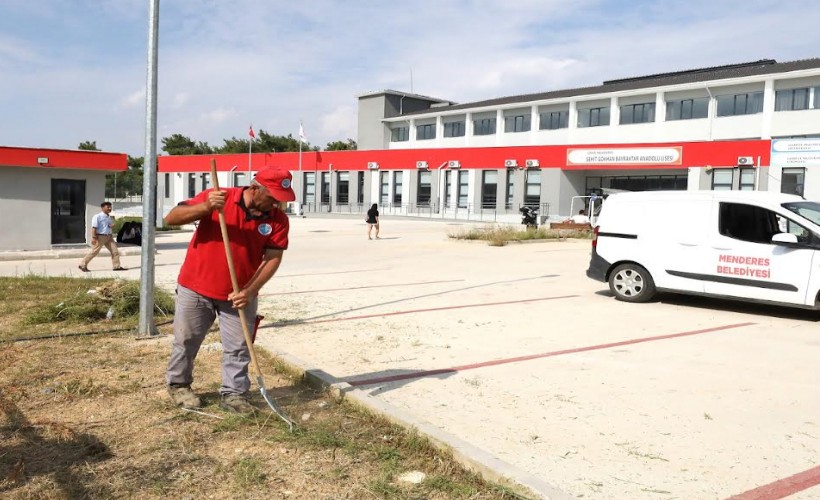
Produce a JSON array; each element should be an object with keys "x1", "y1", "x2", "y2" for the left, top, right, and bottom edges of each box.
[
  {"x1": 161, "y1": 134, "x2": 213, "y2": 155},
  {"x1": 325, "y1": 139, "x2": 357, "y2": 151},
  {"x1": 106, "y1": 155, "x2": 144, "y2": 199},
  {"x1": 78, "y1": 141, "x2": 100, "y2": 151}
]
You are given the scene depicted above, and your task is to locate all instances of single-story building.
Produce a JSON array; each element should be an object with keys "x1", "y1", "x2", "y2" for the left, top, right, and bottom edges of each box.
[{"x1": 0, "y1": 146, "x2": 128, "y2": 251}]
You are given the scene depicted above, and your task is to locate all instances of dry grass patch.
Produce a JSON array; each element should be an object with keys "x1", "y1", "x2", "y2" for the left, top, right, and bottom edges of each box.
[
  {"x1": 448, "y1": 224, "x2": 591, "y2": 246},
  {"x1": 0, "y1": 277, "x2": 527, "y2": 499}
]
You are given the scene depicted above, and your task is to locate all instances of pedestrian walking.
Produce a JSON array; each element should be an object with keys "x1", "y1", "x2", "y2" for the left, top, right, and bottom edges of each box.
[
  {"x1": 163, "y1": 167, "x2": 295, "y2": 414},
  {"x1": 366, "y1": 203, "x2": 380, "y2": 239},
  {"x1": 79, "y1": 201, "x2": 126, "y2": 272}
]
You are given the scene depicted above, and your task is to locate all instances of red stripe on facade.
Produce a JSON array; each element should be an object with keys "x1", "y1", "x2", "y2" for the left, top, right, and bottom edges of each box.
[
  {"x1": 347, "y1": 322, "x2": 755, "y2": 386},
  {"x1": 0, "y1": 146, "x2": 127, "y2": 171},
  {"x1": 157, "y1": 139, "x2": 771, "y2": 173},
  {"x1": 726, "y1": 465, "x2": 820, "y2": 500}
]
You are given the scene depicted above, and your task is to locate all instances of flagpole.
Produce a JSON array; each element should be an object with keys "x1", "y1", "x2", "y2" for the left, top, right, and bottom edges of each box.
[
  {"x1": 248, "y1": 136, "x2": 252, "y2": 180},
  {"x1": 298, "y1": 121, "x2": 303, "y2": 214}
]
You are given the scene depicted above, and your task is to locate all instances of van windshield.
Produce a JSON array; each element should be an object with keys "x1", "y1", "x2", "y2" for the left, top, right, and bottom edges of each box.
[{"x1": 783, "y1": 201, "x2": 820, "y2": 226}]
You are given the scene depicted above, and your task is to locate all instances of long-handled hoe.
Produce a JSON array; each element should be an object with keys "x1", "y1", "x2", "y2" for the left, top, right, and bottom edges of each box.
[{"x1": 210, "y1": 159, "x2": 294, "y2": 431}]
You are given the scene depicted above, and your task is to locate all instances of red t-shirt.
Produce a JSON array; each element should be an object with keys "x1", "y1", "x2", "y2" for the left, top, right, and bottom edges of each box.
[{"x1": 177, "y1": 187, "x2": 289, "y2": 300}]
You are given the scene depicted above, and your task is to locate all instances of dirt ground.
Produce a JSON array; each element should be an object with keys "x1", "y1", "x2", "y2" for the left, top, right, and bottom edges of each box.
[{"x1": 0, "y1": 278, "x2": 525, "y2": 499}]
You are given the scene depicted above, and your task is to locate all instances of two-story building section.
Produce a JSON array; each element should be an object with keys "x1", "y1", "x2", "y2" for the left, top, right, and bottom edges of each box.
[{"x1": 158, "y1": 58, "x2": 820, "y2": 222}]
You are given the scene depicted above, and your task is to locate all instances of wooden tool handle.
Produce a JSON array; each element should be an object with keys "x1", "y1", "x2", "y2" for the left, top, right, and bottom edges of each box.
[{"x1": 209, "y1": 159, "x2": 264, "y2": 378}]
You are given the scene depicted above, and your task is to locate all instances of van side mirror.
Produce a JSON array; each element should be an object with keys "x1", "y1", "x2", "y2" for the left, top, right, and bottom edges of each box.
[{"x1": 771, "y1": 232, "x2": 799, "y2": 245}]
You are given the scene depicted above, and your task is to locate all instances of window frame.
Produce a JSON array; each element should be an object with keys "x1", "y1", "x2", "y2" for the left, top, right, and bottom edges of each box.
[
  {"x1": 539, "y1": 110, "x2": 569, "y2": 130},
  {"x1": 416, "y1": 123, "x2": 436, "y2": 141},
  {"x1": 391, "y1": 126, "x2": 409, "y2": 142},
  {"x1": 473, "y1": 118, "x2": 497, "y2": 136},
  {"x1": 577, "y1": 106, "x2": 610, "y2": 128},
  {"x1": 619, "y1": 102, "x2": 656, "y2": 125},
  {"x1": 443, "y1": 121, "x2": 465, "y2": 138}
]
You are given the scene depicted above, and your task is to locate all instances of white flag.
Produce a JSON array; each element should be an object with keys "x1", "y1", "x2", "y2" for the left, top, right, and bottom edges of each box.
[{"x1": 299, "y1": 122, "x2": 306, "y2": 143}]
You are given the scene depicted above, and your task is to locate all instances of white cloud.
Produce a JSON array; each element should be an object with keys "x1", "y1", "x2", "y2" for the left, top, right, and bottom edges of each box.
[{"x1": 0, "y1": 0, "x2": 818, "y2": 156}]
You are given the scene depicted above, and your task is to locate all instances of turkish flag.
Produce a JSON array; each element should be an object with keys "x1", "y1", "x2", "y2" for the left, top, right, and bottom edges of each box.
[{"x1": 249, "y1": 125, "x2": 255, "y2": 139}]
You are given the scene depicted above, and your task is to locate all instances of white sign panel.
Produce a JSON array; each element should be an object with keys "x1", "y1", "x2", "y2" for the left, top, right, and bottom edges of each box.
[
  {"x1": 566, "y1": 147, "x2": 682, "y2": 166},
  {"x1": 771, "y1": 139, "x2": 820, "y2": 167}
]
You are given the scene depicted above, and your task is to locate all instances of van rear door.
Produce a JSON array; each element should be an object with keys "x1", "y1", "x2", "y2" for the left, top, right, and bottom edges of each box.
[{"x1": 704, "y1": 202, "x2": 814, "y2": 305}]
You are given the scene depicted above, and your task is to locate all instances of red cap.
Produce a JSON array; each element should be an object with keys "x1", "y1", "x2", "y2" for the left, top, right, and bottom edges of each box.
[{"x1": 253, "y1": 168, "x2": 296, "y2": 202}]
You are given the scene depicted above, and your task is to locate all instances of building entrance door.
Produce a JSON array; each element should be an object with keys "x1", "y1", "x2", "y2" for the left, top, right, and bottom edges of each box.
[{"x1": 51, "y1": 179, "x2": 86, "y2": 244}]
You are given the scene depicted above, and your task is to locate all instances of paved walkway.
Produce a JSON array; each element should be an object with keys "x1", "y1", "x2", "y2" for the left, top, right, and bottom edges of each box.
[{"x1": 2, "y1": 218, "x2": 818, "y2": 499}]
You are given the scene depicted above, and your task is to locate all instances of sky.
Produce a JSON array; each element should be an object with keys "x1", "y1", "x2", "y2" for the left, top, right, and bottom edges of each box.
[{"x1": 1, "y1": 0, "x2": 819, "y2": 158}]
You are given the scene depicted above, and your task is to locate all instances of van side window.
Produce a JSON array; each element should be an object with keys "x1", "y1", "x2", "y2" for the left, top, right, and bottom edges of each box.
[
  {"x1": 719, "y1": 203, "x2": 780, "y2": 244},
  {"x1": 719, "y1": 202, "x2": 811, "y2": 244}
]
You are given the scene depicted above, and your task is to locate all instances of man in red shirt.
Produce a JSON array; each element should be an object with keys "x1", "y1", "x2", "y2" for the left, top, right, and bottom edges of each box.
[{"x1": 164, "y1": 167, "x2": 295, "y2": 414}]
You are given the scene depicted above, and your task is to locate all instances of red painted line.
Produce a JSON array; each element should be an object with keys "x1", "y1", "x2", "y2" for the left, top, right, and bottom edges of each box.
[
  {"x1": 260, "y1": 279, "x2": 464, "y2": 296},
  {"x1": 726, "y1": 465, "x2": 820, "y2": 500},
  {"x1": 299, "y1": 295, "x2": 579, "y2": 325},
  {"x1": 276, "y1": 268, "x2": 389, "y2": 278},
  {"x1": 348, "y1": 322, "x2": 755, "y2": 386}
]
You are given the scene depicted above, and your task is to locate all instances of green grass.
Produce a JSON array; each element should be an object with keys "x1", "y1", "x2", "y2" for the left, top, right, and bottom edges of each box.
[{"x1": 21, "y1": 278, "x2": 175, "y2": 325}]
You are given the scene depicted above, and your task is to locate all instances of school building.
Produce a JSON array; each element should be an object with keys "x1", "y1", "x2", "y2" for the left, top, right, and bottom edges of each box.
[{"x1": 158, "y1": 58, "x2": 820, "y2": 221}]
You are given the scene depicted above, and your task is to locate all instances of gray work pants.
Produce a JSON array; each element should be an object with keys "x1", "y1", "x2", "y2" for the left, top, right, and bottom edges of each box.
[{"x1": 166, "y1": 285, "x2": 258, "y2": 396}]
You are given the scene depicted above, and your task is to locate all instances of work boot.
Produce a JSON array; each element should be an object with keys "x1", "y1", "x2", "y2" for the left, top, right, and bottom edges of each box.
[
  {"x1": 168, "y1": 385, "x2": 201, "y2": 409},
  {"x1": 219, "y1": 393, "x2": 257, "y2": 415}
]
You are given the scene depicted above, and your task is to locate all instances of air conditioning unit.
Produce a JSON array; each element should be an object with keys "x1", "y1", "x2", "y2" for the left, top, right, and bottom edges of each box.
[
  {"x1": 448, "y1": 160, "x2": 461, "y2": 169},
  {"x1": 504, "y1": 159, "x2": 518, "y2": 168},
  {"x1": 416, "y1": 161, "x2": 428, "y2": 169},
  {"x1": 737, "y1": 156, "x2": 754, "y2": 166},
  {"x1": 367, "y1": 162, "x2": 379, "y2": 170},
  {"x1": 525, "y1": 159, "x2": 540, "y2": 168}
]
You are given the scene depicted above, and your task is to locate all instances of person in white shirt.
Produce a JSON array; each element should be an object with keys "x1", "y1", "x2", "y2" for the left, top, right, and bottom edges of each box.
[
  {"x1": 569, "y1": 209, "x2": 590, "y2": 225},
  {"x1": 79, "y1": 202, "x2": 127, "y2": 272}
]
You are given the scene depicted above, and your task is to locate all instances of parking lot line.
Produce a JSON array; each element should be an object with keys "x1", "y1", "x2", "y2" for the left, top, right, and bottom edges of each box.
[
  {"x1": 290, "y1": 294, "x2": 579, "y2": 325},
  {"x1": 261, "y1": 279, "x2": 465, "y2": 296},
  {"x1": 347, "y1": 322, "x2": 756, "y2": 387},
  {"x1": 726, "y1": 464, "x2": 820, "y2": 499}
]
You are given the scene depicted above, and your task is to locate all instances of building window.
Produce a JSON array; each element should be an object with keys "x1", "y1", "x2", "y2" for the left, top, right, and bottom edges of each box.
[
  {"x1": 524, "y1": 169, "x2": 541, "y2": 206},
  {"x1": 814, "y1": 87, "x2": 820, "y2": 109},
  {"x1": 716, "y1": 92, "x2": 763, "y2": 117},
  {"x1": 379, "y1": 171, "x2": 389, "y2": 205},
  {"x1": 357, "y1": 172, "x2": 364, "y2": 204},
  {"x1": 417, "y1": 170, "x2": 432, "y2": 206},
  {"x1": 473, "y1": 118, "x2": 496, "y2": 136},
  {"x1": 666, "y1": 98, "x2": 709, "y2": 121},
  {"x1": 337, "y1": 171, "x2": 349, "y2": 204},
  {"x1": 416, "y1": 124, "x2": 436, "y2": 140},
  {"x1": 188, "y1": 174, "x2": 196, "y2": 198},
  {"x1": 711, "y1": 169, "x2": 734, "y2": 190},
  {"x1": 320, "y1": 172, "x2": 330, "y2": 204},
  {"x1": 444, "y1": 121, "x2": 465, "y2": 137},
  {"x1": 781, "y1": 168, "x2": 805, "y2": 196},
  {"x1": 775, "y1": 88, "x2": 810, "y2": 111},
  {"x1": 619, "y1": 103, "x2": 655, "y2": 125},
  {"x1": 739, "y1": 168, "x2": 755, "y2": 191},
  {"x1": 457, "y1": 170, "x2": 469, "y2": 208},
  {"x1": 504, "y1": 114, "x2": 531, "y2": 133},
  {"x1": 391, "y1": 126, "x2": 409, "y2": 142},
  {"x1": 393, "y1": 171, "x2": 403, "y2": 205},
  {"x1": 200, "y1": 173, "x2": 210, "y2": 192},
  {"x1": 506, "y1": 169, "x2": 515, "y2": 209},
  {"x1": 304, "y1": 172, "x2": 316, "y2": 203},
  {"x1": 233, "y1": 172, "x2": 249, "y2": 187},
  {"x1": 577, "y1": 106, "x2": 610, "y2": 128},
  {"x1": 539, "y1": 111, "x2": 568, "y2": 130},
  {"x1": 164, "y1": 173, "x2": 170, "y2": 198},
  {"x1": 481, "y1": 170, "x2": 498, "y2": 209},
  {"x1": 587, "y1": 175, "x2": 687, "y2": 192},
  {"x1": 444, "y1": 170, "x2": 453, "y2": 206}
]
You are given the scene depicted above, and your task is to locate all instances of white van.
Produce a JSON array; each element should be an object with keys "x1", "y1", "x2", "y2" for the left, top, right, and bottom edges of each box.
[{"x1": 586, "y1": 190, "x2": 820, "y2": 309}]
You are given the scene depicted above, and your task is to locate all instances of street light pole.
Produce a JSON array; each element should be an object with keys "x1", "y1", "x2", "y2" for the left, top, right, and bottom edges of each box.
[{"x1": 138, "y1": 0, "x2": 160, "y2": 336}]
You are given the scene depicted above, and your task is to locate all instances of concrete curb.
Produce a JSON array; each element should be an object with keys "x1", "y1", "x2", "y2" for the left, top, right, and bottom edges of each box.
[
  {"x1": 272, "y1": 349, "x2": 573, "y2": 500},
  {"x1": 0, "y1": 246, "x2": 142, "y2": 262}
]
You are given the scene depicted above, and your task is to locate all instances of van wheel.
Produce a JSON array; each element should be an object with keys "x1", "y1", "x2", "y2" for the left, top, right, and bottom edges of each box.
[{"x1": 609, "y1": 264, "x2": 656, "y2": 303}]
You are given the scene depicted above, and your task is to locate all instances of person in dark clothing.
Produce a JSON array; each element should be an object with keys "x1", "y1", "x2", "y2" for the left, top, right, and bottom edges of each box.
[{"x1": 366, "y1": 203, "x2": 380, "y2": 240}]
